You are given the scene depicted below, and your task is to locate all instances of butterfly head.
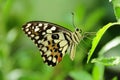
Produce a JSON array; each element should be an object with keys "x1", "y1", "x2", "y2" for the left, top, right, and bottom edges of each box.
[{"x1": 75, "y1": 28, "x2": 82, "y2": 33}]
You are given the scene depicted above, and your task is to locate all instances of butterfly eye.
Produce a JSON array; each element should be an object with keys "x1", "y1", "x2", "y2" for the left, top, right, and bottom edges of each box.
[
  {"x1": 76, "y1": 28, "x2": 82, "y2": 33},
  {"x1": 76, "y1": 28, "x2": 79, "y2": 31}
]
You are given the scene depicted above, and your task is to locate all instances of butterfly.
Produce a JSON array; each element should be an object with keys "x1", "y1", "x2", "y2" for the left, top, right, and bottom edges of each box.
[{"x1": 22, "y1": 21, "x2": 83, "y2": 67}]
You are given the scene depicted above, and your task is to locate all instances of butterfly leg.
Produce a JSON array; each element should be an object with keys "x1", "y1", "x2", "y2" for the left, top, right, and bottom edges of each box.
[{"x1": 70, "y1": 43, "x2": 76, "y2": 60}]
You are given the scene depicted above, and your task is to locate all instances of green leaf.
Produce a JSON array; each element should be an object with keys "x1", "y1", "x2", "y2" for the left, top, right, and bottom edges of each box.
[
  {"x1": 112, "y1": 0, "x2": 120, "y2": 21},
  {"x1": 112, "y1": 76, "x2": 118, "y2": 80},
  {"x1": 91, "y1": 36, "x2": 120, "y2": 66},
  {"x1": 98, "y1": 36, "x2": 120, "y2": 56},
  {"x1": 87, "y1": 22, "x2": 120, "y2": 63},
  {"x1": 92, "y1": 63, "x2": 104, "y2": 80},
  {"x1": 91, "y1": 57, "x2": 120, "y2": 66},
  {"x1": 69, "y1": 70, "x2": 92, "y2": 80}
]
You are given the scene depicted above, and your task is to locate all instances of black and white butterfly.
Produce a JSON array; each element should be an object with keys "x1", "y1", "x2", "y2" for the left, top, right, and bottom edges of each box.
[{"x1": 22, "y1": 21, "x2": 83, "y2": 67}]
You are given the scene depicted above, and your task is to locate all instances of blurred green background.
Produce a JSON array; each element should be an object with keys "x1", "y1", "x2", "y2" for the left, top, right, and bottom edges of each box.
[{"x1": 0, "y1": 0, "x2": 120, "y2": 80}]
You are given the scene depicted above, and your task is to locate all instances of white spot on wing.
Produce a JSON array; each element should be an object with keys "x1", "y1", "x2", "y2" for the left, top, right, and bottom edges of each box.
[
  {"x1": 42, "y1": 57, "x2": 45, "y2": 61},
  {"x1": 45, "y1": 50, "x2": 51, "y2": 56},
  {"x1": 52, "y1": 57, "x2": 56, "y2": 63},
  {"x1": 42, "y1": 47, "x2": 47, "y2": 52},
  {"x1": 40, "y1": 51, "x2": 43, "y2": 55},
  {"x1": 25, "y1": 28, "x2": 29, "y2": 32},
  {"x1": 58, "y1": 33, "x2": 65, "y2": 39},
  {"x1": 46, "y1": 29, "x2": 52, "y2": 33},
  {"x1": 44, "y1": 23, "x2": 48, "y2": 30},
  {"x1": 32, "y1": 26, "x2": 35, "y2": 29},
  {"x1": 47, "y1": 34, "x2": 52, "y2": 40},
  {"x1": 38, "y1": 40, "x2": 42, "y2": 44},
  {"x1": 54, "y1": 40, "x2": 61, "y2": 43},
  {"x1": 59, "y1": 48, "x2": 62, "y2": 51},
  {"x1": 42, "y1": 41, "x2": 48, "y2": 46},
  {"x1": 32, "y1": 39, "x2": 35, "y2": 42},
  {"x1": 39, "y1": 45, "x2": 42, "y2": 49},
  {"x1": 42, "y1": 32, "x2": 46, "y2": 35},
  {"x1": 26, "y1": 23, "x2": 31, "y2": 28},
  {"x1": 38, "y1": 23, "x2": 42, "y2": 26},
  {"x1": 31, "y1": 34, "x2": 35, "y2": 37},
  {"x1": 34, "y1": 27, "x2": 40, "y2": 32},
  {"x1": 28, "y1": 31, "x2": 31, "y2": 35},
  {"x1": 35, "y1": 36, "x2": 39, "y2": 40},
  {"x1": 51, "y1": 26, "x2": 56, "y2": 31},
  {"x1": 59, "y1": 40, "x2": 67, "y2": 47},
  {"x1": 35, "y1": 43, "x2": 38, "y2": 46},
  {"x1": 48, "y1": 56, "x2": 52, "y2": 61},
  {"x1": 49, "y1": 64, "x2": 52, "y2": 67}
]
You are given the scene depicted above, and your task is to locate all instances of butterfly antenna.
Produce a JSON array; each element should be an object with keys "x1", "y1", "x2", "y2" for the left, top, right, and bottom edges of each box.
[
  {"x1": 71, "y1": 12, "x2": 82, "y2": 33},
  {"x1": 71, "y1": 12, "x2": 77, "y2": 28}
]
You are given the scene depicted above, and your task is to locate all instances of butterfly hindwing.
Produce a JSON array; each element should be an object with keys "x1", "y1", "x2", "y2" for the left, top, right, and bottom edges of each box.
[{"x1": 40, "y1": 34, "x2": 69, "y2": 66}]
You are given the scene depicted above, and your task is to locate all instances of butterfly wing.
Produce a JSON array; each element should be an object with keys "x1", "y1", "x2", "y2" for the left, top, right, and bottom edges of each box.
[{"x1": 22, "y1": 21, "x2": 72, "y2": 66}]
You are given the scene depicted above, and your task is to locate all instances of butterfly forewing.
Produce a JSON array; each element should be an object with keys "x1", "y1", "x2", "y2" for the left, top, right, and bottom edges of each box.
[{"x1": 22, "y1": 21, "x2": 73, "y2": 66}]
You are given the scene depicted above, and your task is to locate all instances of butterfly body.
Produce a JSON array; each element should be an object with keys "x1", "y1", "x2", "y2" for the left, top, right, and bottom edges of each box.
[{"x1": 22, "y1": 21, "x2": 82, "y2": 67}]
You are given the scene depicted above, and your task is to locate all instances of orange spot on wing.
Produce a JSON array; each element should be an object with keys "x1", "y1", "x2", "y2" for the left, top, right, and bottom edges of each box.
[
  {"x1": 58, "y1": 56, "x2": 62, "y2": 62},
  {"x1": 47, "y1": 40, "x2": 63, "y2": 63}
]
